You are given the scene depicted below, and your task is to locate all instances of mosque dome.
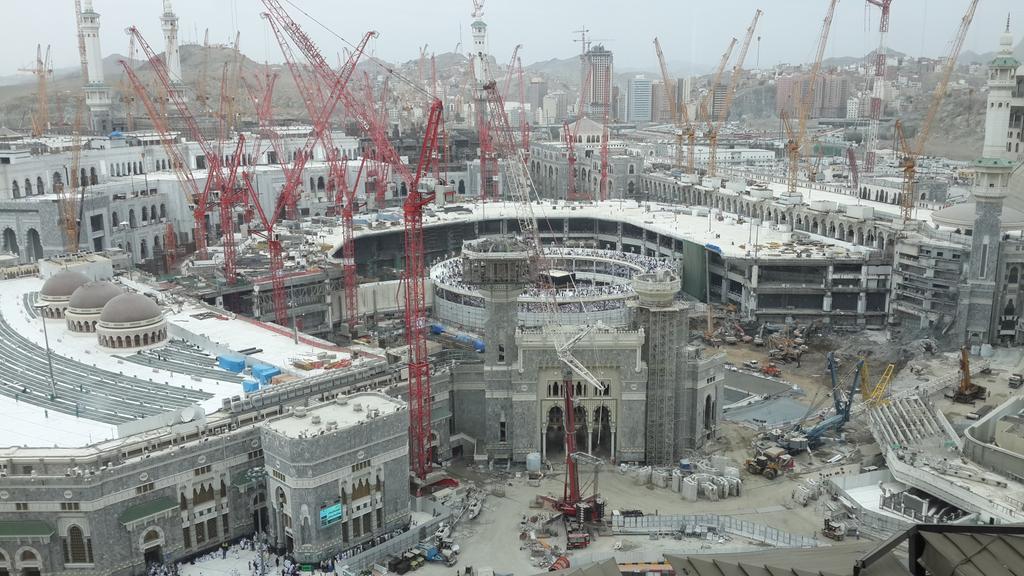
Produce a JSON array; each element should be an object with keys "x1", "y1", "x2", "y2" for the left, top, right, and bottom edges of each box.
[
  {"x1": 40, "y1": 270, "x2": 90, "y2": 298},
  {"x1": 69, "y1": 281, "x2": 123, "y2": 311},
  {"x1": 99, "y1": 293, "x2": 162, "y2": 325}
]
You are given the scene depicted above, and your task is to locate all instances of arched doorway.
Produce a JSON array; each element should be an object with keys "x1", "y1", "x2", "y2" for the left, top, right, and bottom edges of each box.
[
  {"x1": 2, "y1": 228, "x2": 18, "y2": 255},
  {"x1": 26, "y1": 229, "x2": 42, "y2": 261},
  {"x1": 16, "y1": 547, "x2": 41, "y2": 576},
  {"x1": 573, "y1": 405, "x2": 588, "y2": 452},
  {"x1": 252, "y1": 492, "x2": 269, "y2": 535},
  {"x1": 141, "y1": 528, "x2": 163, "y2": 566},
  {"x1": 545, "y1": 406, "x2": 564, "y2": 458},
  {"x1": 704, "y1": 394, "x2": 714, "y2": 438},
  {"x1": 591, "y1": 405, "x2": 612, "y2": 457}
]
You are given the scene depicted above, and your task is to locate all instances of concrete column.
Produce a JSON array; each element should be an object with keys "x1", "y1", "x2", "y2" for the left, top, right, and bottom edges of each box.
[
  {"x1": 750, "y1": 264, "x2": 759, "y2": 289},
  {"x1": 858, "y1": 292, "x2": 867, "y2": 314},
  {"x1": 610, "y1": 425, "x2": 616, "y2": 464},
  {"x1": 823, "y1": 292, "x2": 832, "y2": 312}
]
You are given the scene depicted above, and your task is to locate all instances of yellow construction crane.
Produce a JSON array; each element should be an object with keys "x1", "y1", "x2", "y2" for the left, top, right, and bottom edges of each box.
[
  {"x1": 708, "y1": 10, "x2": 761, "y2": 177},
  {"x1": 784, "y1": 0, "x2": 838, "y2": 199},
  {"x1": 19, "y1": 44, "x2": 52, "y2": 137},
  {"x1": 653, "y1": 37, "x2": 695, "y2": 174},
  {"x1": 896, "y1": 0, "x2": 979, "y2": 223},
  {"x1": 698, "y1": 37, "x2": 736, "y2": 154},
  {"x1": 861, "y1": 361, "x2": 894, "y2": 408}
]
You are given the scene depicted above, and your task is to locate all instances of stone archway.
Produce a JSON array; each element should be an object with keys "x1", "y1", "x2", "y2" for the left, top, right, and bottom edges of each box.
[
  {"x1": 15, "y1": 546, "x2": 42, "y2": 576},
  {"x1": 26, "y1": 229, "x2": 43, "y2": 261},
  {"x1": 591, "y1": 405, "x2": 613, "y2": 457},
  {"x1": 140, "y1": 527, "x2": 164, "y2": 567},
  {"x1": 2, "y1": 228, "x2": 18, "y2": 255},
  {"x1": 545, "y1": 406, "x2": 564, "y2": 458}
]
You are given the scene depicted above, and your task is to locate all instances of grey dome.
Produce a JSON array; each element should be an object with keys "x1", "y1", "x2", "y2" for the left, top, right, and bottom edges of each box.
[
  {"x1": 69, "y1": 281, "x2": 123, "y2": 310},
  {"x1": 40, "y1": 270, "x2": 90, "y2": 297},
  {"x1": 99, "y1": 293, "x2": 162, "y2": 324},
  {"x1": 931, "y1": 203, "x2": 1024, "y2": 231}
]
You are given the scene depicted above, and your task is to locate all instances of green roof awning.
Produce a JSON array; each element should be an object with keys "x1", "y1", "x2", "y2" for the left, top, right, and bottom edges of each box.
[
  {"x1": 119, "y1": 496, "x2": 178, "y2": 525},
  {"x1": 0, "y1": 520, "x2": 54, "y2": 539},
  {"x1": 231, "y1": 467, "x2": 267, "y2": 487}
]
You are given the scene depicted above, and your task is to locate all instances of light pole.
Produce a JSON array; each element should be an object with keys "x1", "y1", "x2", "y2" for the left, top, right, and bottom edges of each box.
[{"x1": 32, "y1": 302, "x2": 58, "y2": 401}]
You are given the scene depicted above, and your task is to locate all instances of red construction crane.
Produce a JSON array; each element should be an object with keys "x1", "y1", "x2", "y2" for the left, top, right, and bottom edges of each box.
[
  {"x1": 864, "y1": 0, "x2": 892, "y2": 173},
  {"x1": 262, "y1": 0, "x2": 445, "y2": 480},
  {"x1": 340, "y1": 156, "x2": 367, "y2": 331},
  {"x1": 654, "y1": 37, "x2": 696, "y2": 174},
  {"x1": 124, "y1": 27, "x2": 239, "y2": 261},
  {"x1": 565, "y1": 68, "x2": 592, "y2": 201}
]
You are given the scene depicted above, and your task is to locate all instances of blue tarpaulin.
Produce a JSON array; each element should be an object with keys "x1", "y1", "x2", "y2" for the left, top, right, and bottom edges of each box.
[
  {"x1": 218, "y1": 355, "x2": 246, "y2": 373},
  {"x1": 242, "y1": 379, "x2": 260, "y2": 394},
  {"x1": 252, "y1": 364, "x2": 281, "y2": 384}
]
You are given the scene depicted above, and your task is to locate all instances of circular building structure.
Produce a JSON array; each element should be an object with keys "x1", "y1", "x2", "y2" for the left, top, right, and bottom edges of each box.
[
  {"x1": 66, "y1": 281, "x2": 124, "y2": 333},
  {"x1": 431, "y1": 245, "x2": 676, "y2": 331},
  {"x1": 97, "y1": 293, "x2": 167, "y2": 349},
  {"x1": 38, "y1": 270, "x2": 90, "y2": 319}
]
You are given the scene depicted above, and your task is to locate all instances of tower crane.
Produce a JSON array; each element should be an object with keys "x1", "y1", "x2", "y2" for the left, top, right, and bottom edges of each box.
[
  {"x1": 261, "y1": 0, "x2": 444, "y2": 481},
  {"x1": 699, "y1": 37, "x2": 737, "y2": 174},
  {"x1": 784, "y1": 0, "x2": 838, "y2": 200},
  {"x1": 20, "y1": 44, "x2": 52, "y2": 137},
  {"x1": 708, "y1": 10, "x2": 762, "y2": 177},
  {"x1": 339, "y1": 156, "x2": 367, "y2": 331},
  {"x1": 65, "y1": 0, "x2": 91, "y2": 253},
  {"x1": 896, "y1": 0, "x2": 978, "y2": 223},
  {"x1": 565, "y1": 68, "x2": 592, "y2": 201},
  {"x1": 864, "y1": 0, "x2": 892, "y2": 173},
  {"x1": 654, "y1": 37, "x2": 695, "y2": 174}
]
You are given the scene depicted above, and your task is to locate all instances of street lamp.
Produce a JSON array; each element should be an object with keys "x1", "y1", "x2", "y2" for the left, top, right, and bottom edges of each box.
[{"x1": 32, "y1": 302, "x2": 58, "y2": 401}]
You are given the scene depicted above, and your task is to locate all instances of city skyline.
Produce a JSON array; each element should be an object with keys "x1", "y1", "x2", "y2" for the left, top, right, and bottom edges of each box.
[{"x1": 0, "y1": 0, "x2": 1019, "y2": 80}]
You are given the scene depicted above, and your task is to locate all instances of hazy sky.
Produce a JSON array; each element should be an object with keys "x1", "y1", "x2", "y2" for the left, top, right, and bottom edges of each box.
[{"x1": 2, "y1": 0, "x2": 1020, "y2": 77}]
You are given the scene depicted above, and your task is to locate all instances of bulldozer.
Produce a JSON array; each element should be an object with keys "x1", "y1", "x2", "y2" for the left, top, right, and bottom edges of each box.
[{"x1": 744, "y1": 446, "x2": 792, "y2": 480}]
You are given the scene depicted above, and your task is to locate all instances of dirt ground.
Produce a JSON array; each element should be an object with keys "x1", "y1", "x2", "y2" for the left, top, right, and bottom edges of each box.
[{"x1": 421, "y1": 448, "x2": 852, "y2": 576}]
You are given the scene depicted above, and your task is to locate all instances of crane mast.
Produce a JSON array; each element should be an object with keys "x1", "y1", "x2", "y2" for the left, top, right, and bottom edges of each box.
[
  {"x1": 897, "y1": 0, "x2": 978, "y2": 223},
  {"x1": 785, "y1": 0, "x2": 838, "y2": 199},
  {"x1": 654, "y1": 37, "x2": 695, "y2": 174},
  {"x1": 709, "y1": 10, "x2": 761, "y2": 177},
  {"x1": 864, "y1": 0, "x2": 892, "y2": 173}
]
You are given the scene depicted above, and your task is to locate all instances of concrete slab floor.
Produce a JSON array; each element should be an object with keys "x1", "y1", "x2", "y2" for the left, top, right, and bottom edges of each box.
[{"x1": 423, "y1": 459, "x2": 837, "y2": 575}]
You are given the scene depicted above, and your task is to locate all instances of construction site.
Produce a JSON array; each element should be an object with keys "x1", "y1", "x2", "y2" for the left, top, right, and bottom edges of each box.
[{"x1": 1, "y1": 0, "x2": 1024, "y2": 575}]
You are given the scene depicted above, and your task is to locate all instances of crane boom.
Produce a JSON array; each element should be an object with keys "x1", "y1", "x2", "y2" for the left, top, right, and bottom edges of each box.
[
  {"x1": 654, "y1": 37, "x2": 695, "y2": 174},
  {"x1": 709, "y1": 10, "x2": 761, "y2": 177},
  {"x1": 864, "y1": 0, "x2": 893, "y2": 172},
  {"x1": 785, "y1": 0, "x2": 838, "y2": 198},
  {"x1": 898, "y1": 0, "x2": 979, "y2": 223}
]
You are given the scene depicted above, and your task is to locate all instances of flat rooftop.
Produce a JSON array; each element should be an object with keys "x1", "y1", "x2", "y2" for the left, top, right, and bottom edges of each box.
[
  {"x1": 263, "y1": 392, "x2": 403, "y2": 439},
  {"x1": 322, "y1": 200, "x2": 877, "y2": 262}
]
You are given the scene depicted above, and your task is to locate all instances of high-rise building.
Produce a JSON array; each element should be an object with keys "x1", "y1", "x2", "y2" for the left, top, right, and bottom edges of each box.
[
  {"x1": 526, "y1": 77, "x2": 548, "y2": 113},
  {"x1": 542, "y1": 91, "x2": 567, "y2": 124},
  {"x1": 711, "y1": 83, "x2": 728, "y2": 120},
  {"x1": 651, "y1": 81, "x2": 668, "y2": 123},
  {"x1": 79, "y1": 0, "x2": 112, "y2": 133},
  {"x1": 582, "y1": 44, "x2": 613, "y2": 118},
  {"x1": 675, "y1": 76, "x2": 693, "y2": 113},
  {"x1": 627, "y1": 76, "x2": 653, "y2": 123},
  {"x1": 775, "y1": 72, "x2": 849, "y2": 118}
]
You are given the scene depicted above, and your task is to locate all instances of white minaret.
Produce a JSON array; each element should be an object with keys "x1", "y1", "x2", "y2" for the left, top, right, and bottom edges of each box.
[
  {"x1": 471, "y1": 19, "x2": 488, "y2": 85},
  {"x1": 80, "y1": 0, "x2": 104, "y2": 85},
  {"x1": 982, "y1": 16, "x2": 1018, "y2": 160},
  {"x1": 79, "y1": 0, "x2": 112, "y2": 132},
  {"x1": 161, "y1": 0, "x2": 182, "y2": 82}
]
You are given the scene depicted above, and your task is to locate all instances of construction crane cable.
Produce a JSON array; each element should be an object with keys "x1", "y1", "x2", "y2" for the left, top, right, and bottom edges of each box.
[{"x1": 281, "y1": 0, "x2": 431, "y2": 100}]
